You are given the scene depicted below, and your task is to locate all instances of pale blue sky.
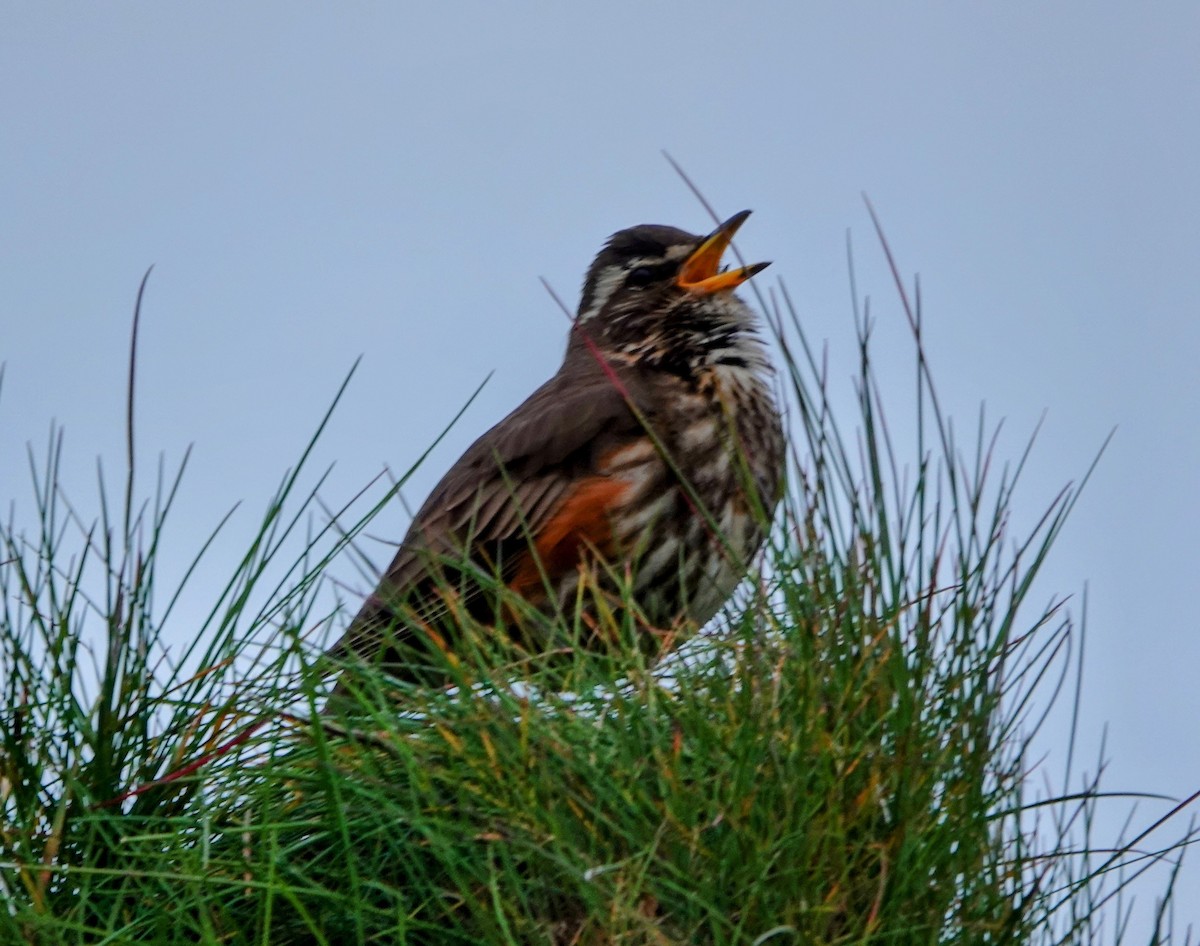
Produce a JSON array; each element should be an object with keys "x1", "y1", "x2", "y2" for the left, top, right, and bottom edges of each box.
[{"x1": 3, "y1": 3, "x2": 1198, "y2": 929}]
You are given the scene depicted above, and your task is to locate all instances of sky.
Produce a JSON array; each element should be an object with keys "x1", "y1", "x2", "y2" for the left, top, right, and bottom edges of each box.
[{"x1": 3, "y1": 2, "x2": 1198, "y2": 933}]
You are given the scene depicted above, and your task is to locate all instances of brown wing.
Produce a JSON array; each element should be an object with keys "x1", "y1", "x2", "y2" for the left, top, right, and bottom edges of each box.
[{"x1": 328, "y1": 350, "x2": 652, "y2": 671}]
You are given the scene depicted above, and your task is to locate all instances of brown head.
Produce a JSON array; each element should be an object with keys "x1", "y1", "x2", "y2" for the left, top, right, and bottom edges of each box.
[{"x1": 574, "y1": 211, "x2": 772, "y2": 379}]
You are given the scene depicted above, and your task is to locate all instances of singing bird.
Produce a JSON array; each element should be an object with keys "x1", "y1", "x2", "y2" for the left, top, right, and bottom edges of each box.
[{"x1": 328, "y1": 211, "x2": 784, "y2": 693}]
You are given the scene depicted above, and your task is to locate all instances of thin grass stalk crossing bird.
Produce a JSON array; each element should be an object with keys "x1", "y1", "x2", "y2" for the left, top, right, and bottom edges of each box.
[{"x1": 327, "y1": 210, "x2": 785, "y2": 697}]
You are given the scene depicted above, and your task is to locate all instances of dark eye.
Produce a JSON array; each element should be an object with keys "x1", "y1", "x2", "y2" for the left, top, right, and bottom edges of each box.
[{"x1": 626, "y1": 265, "x2": 659, "y2": 288}]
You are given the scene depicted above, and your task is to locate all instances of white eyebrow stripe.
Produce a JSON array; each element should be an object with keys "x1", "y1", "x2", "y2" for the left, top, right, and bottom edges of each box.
[
  {"x1": 578, "y1": 242, "x2": 696, "y2": 321},
  {"x1": 578, "y1": 265, "x2": 626, "y2": 322}
]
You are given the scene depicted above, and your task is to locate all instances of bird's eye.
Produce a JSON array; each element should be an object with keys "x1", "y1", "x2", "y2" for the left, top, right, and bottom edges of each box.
[{"x1": 626, "y1": 265, "x2": 659, "y2": 288}]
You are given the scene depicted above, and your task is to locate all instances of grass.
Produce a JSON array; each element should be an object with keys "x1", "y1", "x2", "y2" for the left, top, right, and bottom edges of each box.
[{"x1": 1, "y1": 223, "x2": 1194, "y2": 944}]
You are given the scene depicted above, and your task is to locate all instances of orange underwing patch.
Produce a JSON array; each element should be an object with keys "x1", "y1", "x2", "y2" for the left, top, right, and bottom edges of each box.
[{"x1": 507, "y1": 476, "x2": 631, "y2": 600}]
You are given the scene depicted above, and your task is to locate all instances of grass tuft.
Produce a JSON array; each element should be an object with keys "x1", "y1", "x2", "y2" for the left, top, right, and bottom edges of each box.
[{"x1": 1, "y1": 228, "x2": 1194, "y2": 944}]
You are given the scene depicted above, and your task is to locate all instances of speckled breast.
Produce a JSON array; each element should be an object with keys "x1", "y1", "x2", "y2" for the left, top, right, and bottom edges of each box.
[{"x1": 565, "y1": 365, "x2": 784, "y2": 633}]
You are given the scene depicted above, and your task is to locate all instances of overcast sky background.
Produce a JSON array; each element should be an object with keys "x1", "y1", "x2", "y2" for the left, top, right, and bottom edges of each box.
[{"x1": 3, "y1": 3, "x2": 1198, "y2": 933}]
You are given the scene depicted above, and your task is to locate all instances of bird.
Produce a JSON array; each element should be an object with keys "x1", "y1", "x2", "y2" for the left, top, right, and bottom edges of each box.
[{"x1": 327, "y1": 210, "x2": 784, "y2": 696}]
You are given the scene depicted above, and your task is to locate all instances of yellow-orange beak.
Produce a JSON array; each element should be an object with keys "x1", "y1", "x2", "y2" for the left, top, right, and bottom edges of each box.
[{"x1": 676, "y1": 209, "x2": 770, "y2": 295}]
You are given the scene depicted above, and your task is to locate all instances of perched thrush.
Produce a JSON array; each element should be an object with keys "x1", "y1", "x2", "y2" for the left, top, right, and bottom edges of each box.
[{"x1": 328, "y1": 210, "x2": 784, "y2": 691}]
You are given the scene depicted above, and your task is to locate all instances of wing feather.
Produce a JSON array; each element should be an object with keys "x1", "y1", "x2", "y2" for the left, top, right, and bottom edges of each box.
[{"x1": 329, "y1": 350, "x2": 652, "y2": 666}]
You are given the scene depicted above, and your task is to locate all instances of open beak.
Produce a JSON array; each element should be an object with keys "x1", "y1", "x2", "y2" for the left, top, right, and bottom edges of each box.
[{"x1": 676, "y1": 209, "x2": 771, "y2": 295}]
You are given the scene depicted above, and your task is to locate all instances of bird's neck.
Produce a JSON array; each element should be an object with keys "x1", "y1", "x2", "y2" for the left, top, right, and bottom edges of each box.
[{"x1": 571, "y1": 318, "x2": 773, "y2": 389}]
